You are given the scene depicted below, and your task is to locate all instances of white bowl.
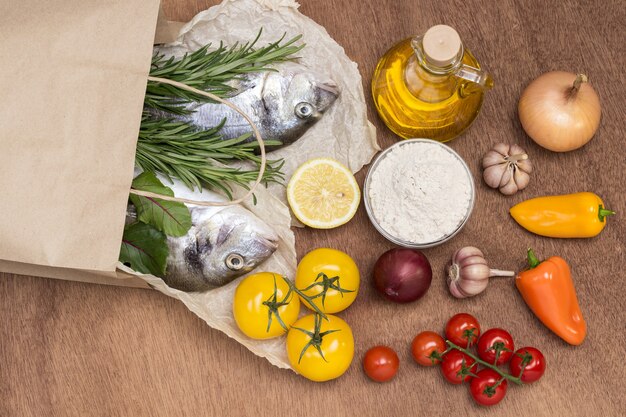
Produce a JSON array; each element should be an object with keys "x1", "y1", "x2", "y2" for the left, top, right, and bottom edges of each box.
[{"x1": 364, "y1": 139, "x2": 475, "y2": 248}]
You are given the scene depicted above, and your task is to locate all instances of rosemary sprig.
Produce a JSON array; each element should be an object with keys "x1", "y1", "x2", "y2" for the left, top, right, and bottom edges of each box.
[
  {"x1": 136, "y1": 114, "x2": 285, "y2": 198},
  {"x1": 146, "y1": 30, "x2": 304, "y2": 114},
  {"x1": 137, "y1": 30, "x2": 304, "y2": 195}
]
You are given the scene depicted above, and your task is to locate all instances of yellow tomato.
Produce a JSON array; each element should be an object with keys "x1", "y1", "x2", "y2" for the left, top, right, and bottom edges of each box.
[
  {"x1": 233, "y1": 272, "x2": 300, "y2": 339},
  {"x1": 286, "y1": 314, "x2": 354, "y2": 382},
  {"x1": 295, "y1": 248, "x2": 359, "y2": 313}
]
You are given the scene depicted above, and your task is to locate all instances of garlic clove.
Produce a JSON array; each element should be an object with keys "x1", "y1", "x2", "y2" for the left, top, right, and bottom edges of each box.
[
  {"x1": 493, "y1": 143, "x2": 510, "y2": 156},
  {"x1": 461, "y1": 263, "x2": 491, "y2": 279},
  {"x1": 457, "y1": 276, "x2": 490, "y2": 298},
  {"x1": 517, "y1": 158, "x2": 533, "y2": 174},
  {"x1": 482, "y1": 150, "x2": 506, "y2": 168},
  {"x1": 509, "y1": 144, "x2": 528, "y2": 158},
  {"x1": 448, "y1": 279, "x2": 470, "y2": 298},
  {"x1": 499, "y1": 170, "x2": 519, "y2": 195},
  {"x1": 452, "y1": 246, "x2": 485, "y2": 263},
  {"x1": 499, "y1": 165, "x2": 513, "y2": 188},
  {"x1": 514, "y1": 169, "x2": 530, "y2": 190},
  {"x1": 483, "y1": 164, "x2": 506, "y2": 188},
  {"x1": 459, "y1": 254, "x2": 489, "y2": 268}
]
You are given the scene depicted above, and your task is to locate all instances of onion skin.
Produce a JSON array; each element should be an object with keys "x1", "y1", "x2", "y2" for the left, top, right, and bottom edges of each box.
[
  {"x1": 519, "y1": 71, "x2": 601, "y2": 152},
  {"x1": 373, "y1": 248, "x2": 432, "y2": 303}
]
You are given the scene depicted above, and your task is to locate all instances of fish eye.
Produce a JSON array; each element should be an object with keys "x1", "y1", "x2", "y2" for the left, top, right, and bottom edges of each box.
[
  {"x1": 295, "y1": 102, "x2": 315, "y2": 119},
  {"x1": 226, "y1": 253, "x2": 245, "y2": 271}
]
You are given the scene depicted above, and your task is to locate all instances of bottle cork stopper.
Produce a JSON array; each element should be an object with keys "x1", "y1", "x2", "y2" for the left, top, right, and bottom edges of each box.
[{"x1": 422, "y1": 25, "x2": 462, "y2": 67}]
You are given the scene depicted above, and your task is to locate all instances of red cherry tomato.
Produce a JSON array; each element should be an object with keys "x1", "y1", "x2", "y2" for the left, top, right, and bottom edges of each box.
[
  {"x1": 470, "y1": 369, "x2": 508, "y2": 406},
  {"x1": 363, "y1": 346, "x2": 399, "y2": 382},
  {"x1": 509, "y1": 347, "x2": 546, "y2": 383},
  {"x1": 411, "y1": 331, "x2": 446, "y2": 366},
  {"x1": 440, "y1": 350, "x2": 477, "y2": 384},
  {"x1": 477, "y1": 328, "x2": 515, "y2": 365},
  {"x1": 445, "y1": 313, "x2": 481, "y2": 348}
]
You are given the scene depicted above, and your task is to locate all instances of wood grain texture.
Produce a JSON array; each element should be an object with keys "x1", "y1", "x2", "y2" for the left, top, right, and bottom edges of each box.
[{"x1": 1, "y1": 0, "x2": 625, "y2": 416}]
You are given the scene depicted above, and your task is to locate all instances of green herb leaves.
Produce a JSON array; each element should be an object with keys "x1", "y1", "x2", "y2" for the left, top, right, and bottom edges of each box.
[
  {"x1": 136, "y1": 116, "x2": 284, "y2": 197},
  {"x1": 120, "y1": 173, "x2": 192, "y2": 277},
  {"x1": 146, "y1": 31, "x2": 304, "y2": 114},
  {"x1": 129, "y1": 172, "x2": 192, "y2": 237},
  {"x1": 138, "y1": 30, "x2": 300, "y2": 194},
  {"x1": 120, "y1": 222, "x2": 168, "y2": 277}
]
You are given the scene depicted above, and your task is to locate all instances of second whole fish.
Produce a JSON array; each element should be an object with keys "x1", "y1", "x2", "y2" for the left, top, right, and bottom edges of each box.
[
  {"x1": 127, "y1": 176, "x2": 279, "y2": 292},
  {"x1": 146, "y1": 62, "x2": 340, "y2": 151}
]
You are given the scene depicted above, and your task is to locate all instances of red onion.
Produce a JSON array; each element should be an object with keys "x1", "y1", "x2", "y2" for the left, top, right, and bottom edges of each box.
[{"x1": 373, "y1": 248, "x2": 432, "y2": 303}]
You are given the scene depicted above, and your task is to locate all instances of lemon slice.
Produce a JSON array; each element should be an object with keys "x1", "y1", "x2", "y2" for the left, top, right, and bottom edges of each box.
[{"x1": 287, "y1": 158, "x2": 360, "y2": 229}]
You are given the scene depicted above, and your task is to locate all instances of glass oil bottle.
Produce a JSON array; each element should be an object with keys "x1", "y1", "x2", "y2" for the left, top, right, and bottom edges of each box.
[{"x1": 372, "y1": 25, "x2": 493, "y2": 142}]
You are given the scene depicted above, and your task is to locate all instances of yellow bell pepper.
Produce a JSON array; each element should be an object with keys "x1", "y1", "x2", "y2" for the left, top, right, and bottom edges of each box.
[{"x1": 510, "y1": 192, "x2": 614, "y2": 238}]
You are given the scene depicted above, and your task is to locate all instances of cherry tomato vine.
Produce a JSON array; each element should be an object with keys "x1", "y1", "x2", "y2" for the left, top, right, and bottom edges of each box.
[
  {"x1": 409, "y1": 313, "x2": 546, "y2": 407},
  {"x1": 443, "y1": 340, "x2": 529, "y2": 385}
]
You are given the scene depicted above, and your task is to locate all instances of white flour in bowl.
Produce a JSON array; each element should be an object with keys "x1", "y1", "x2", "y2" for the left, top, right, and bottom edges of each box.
[{"x1": 367, "y1": 141, "x2": 473, "y2": 244}]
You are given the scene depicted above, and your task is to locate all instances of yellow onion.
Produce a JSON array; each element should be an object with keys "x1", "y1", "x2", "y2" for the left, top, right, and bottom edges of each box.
[{"x1": 518, "y1": 71, "x2": 601, "y2": 152}]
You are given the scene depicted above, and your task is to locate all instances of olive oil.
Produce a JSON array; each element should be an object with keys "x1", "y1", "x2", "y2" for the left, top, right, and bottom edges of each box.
[{"x1": 372, "y1": 26, "x2": 493, "y2": 142}]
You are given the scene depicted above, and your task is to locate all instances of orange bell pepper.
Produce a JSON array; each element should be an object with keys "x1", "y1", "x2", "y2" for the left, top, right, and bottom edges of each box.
[{"x1": 515, "y1": 249, "x2": 586, "y2": 345}]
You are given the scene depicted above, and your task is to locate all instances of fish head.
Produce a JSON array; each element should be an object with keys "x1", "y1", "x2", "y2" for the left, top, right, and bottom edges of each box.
[
  {"x1": 193, "y1": 206, "x2": 279, "y2": 287},
  {"x1": 262, "y1": 62, "x2": 339, "y2": 141},
  {"x1": 286, "y1": 70, "x2": 339, "y2": 119}
]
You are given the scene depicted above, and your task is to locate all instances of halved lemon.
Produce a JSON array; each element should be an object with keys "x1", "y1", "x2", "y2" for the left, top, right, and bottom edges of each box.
[{"x1": 287, "y1": 158, "x2": 360, "y2": 229}]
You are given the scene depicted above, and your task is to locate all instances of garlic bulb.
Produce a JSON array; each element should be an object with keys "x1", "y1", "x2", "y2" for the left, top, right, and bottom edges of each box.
[
  {"x1": 482, "y1": 143, "x2": 532, "y2": 195},
  {"x1": 447, "y1": 247, "x2": 515, "y2": 298}
]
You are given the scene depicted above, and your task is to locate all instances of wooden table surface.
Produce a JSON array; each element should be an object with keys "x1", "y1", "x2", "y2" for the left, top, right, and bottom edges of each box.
[{"x1": 2, "y1": 0, "x2": 625, "y2": 415}]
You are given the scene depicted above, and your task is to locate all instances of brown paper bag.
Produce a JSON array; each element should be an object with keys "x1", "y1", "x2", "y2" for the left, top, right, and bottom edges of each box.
[{"x1": 0, "y1": 0, "x2": 174, "y2": 288}]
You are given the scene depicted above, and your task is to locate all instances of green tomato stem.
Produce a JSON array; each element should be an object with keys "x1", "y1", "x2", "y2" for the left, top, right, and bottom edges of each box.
[
  {"x1": 495, "y1": 377, "x2": 506, "y2": 388},
  {"x1": 446, "y1": 341, "x2": 523, "y2": 385},
  {"x1": 287, "y1": 279, "x2": 328, "y2": 320}
]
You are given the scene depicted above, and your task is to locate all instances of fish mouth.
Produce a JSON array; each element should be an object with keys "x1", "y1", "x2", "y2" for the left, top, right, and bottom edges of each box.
[
  {"x1": 319, "y1": 81, "x2": 340, "y2": 98},
  {"x1": 316, "y1": 81, "x2": 340, "y2": 113},
  {"x1": 257, "y1": 234, "x2": 280, "y2": 253}
]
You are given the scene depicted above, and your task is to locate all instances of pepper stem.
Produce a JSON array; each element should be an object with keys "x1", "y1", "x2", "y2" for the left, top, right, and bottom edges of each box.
[
  {"x1": 598, "y1": 205, "x2": 615, "y2": 222},
  {"x1": 526, "y1": 248, "x2": 541, "y2": 269},
  {"x1": 572, "y1": 73, "x2": 588, "y2": 91}
]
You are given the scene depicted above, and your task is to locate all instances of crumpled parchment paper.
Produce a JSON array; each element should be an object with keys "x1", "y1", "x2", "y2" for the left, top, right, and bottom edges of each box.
[
  {"x1": 118, "y1": 174, "x2": 295, "y2": 368},
  {"x1": 118, "y1": 0, "x2": 378, "y2": 371}
]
